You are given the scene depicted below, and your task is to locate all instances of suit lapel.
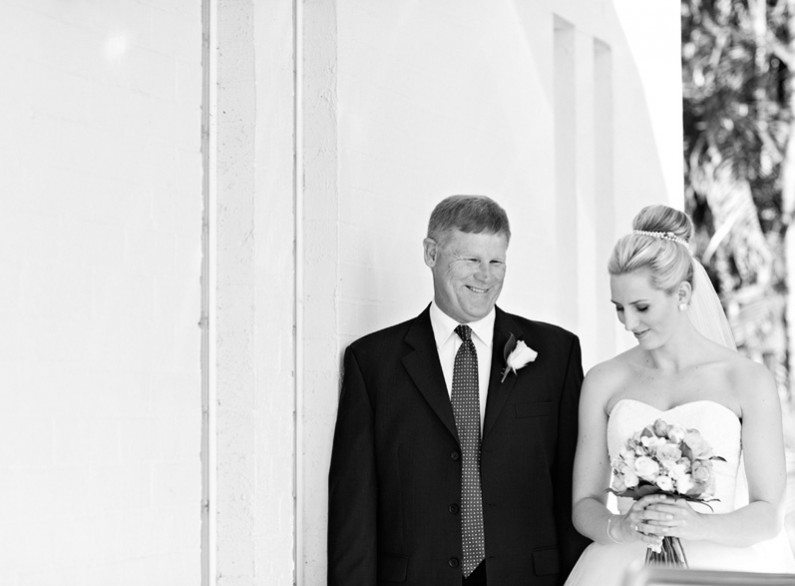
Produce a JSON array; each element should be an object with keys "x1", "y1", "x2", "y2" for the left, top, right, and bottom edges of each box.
[
  {"x1": 402, "y1": 307, "x2": 459, "y2": 441},
  {"x1": 483, "y1": 308, "x2": 521, "y2": 439}
]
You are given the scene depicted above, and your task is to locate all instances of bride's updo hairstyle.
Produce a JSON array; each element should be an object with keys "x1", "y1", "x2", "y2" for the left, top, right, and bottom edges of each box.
[{"x1": 608, "y1": 205, "x2": 694, "y2": 294}]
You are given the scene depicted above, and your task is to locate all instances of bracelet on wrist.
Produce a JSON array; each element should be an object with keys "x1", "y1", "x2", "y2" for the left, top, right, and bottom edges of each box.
[{"x1": 606, "y1": 514, "x2": 622, "y2": 544}]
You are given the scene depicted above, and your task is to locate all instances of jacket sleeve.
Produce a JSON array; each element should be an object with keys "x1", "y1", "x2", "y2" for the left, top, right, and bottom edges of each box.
[
  {"x1": 553, "y1": 335, "x2": 591, "y2": 581},
  {"x1": 327, "y1": 345, "x2": 378, "y2": 586}
]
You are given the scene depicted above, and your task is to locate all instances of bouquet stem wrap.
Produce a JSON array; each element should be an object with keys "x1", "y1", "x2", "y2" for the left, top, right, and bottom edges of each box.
[{"x1": 645, "y1": 536, "x2": 688, "y2": 567}]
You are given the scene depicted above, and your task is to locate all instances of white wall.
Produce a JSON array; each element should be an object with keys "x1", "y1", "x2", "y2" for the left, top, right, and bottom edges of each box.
[
  {"x1": 211, "y1": 0, "x2": 299, "y2": 584},
  {"x1": 334, "y1": 0, "x2": 683, "y2": 370},
  {"x1": 0, "y1": 1, "x2": 204, "y2": 584}
]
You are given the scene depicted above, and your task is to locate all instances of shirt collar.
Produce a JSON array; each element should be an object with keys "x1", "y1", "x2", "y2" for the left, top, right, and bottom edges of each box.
[{"x1": 429, "y1": 301, "x2": 496, "y2": 348}]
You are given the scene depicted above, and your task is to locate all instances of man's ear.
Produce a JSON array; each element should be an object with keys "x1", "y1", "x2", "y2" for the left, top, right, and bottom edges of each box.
[{"x1": 423, "y1": 238, "x2": 438, "y2": 268}]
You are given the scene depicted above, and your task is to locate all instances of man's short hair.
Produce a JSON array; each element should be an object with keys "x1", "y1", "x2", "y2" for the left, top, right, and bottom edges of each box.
[{"x1": 427, "y1": 195, "x2": 511, "y2": 243}]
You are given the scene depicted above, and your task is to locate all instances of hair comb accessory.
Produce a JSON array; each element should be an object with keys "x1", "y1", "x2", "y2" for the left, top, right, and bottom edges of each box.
[{"x1": 632, "y1": 230, "x2": 690, "y2": 248}]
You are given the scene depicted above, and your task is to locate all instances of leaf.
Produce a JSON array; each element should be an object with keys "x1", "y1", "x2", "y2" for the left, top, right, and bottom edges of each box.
[
  {"x1": 503, "y1": 333, "x2": 516, "y2": 362},
  {"x1": 607, "y1": 483, "x2": 660, "y2": 500},
  {"x1": 606, "y1": 486, "x2": 719, "y2": 511}
]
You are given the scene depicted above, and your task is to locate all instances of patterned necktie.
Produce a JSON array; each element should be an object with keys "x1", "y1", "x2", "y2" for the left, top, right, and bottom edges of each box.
[{"x1": 452, "y1": 325, "x2": 486, "y2": 577}]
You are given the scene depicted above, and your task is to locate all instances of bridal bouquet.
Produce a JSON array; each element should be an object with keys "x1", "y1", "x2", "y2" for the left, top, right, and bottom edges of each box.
[{"x1": 609, "y1": 418, "x2": 725, "y2": 567}]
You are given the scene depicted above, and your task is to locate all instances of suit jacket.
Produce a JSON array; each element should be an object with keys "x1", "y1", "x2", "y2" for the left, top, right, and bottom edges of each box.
[{"x1": 328, "y1": 305, "x2": 590, "y2": 586}]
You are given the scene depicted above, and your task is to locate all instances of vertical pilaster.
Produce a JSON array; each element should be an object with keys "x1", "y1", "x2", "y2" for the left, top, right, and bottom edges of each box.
[
  {"x1": 298, "y1": 0, "x2": 340, "y2": 582},
  {"x1": 554, "y1": 16, "x2": 578, "y2": 332},
  {"x1": 211, "y1": 0, "x2": 299, "y2": 584}
]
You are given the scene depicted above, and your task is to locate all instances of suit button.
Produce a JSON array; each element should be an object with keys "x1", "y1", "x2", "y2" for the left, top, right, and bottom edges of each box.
[
  {"x1": 450, "y1": 451, "x2": 460, "y2": 461},
  {"x1": 448, "y1": 557, "x2": 460, "y2": 568},
  {"x1": 448, "y1": 503, "x2": 459, "y2": 514}
]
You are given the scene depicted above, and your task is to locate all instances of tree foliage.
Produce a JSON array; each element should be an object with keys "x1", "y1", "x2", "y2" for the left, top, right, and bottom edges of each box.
[
  {"x1": 683, "y1": 0, "x2": 789, "y2": 221},
  {"x1": 682, "y1": 0, "x2": 792, "y2": 395}
]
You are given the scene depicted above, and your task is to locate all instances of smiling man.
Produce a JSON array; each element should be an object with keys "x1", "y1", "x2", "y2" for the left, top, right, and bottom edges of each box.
[{"x1": 328, "y1": 195, "x2": 590, "y2": 586}]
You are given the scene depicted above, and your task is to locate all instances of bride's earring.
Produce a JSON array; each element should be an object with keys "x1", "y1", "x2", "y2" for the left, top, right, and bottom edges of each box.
[{"x1": 678, "y1": 302, "x2": 688, "y2": 311}]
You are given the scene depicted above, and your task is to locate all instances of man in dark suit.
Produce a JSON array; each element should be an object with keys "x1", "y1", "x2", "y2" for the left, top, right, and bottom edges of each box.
[{"x1": 328, "y1": 195, "x2": 589, "y2": 586}]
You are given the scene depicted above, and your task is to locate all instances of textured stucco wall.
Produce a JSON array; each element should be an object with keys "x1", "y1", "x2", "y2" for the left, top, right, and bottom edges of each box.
[
  {"x1": 0, "y1": 1, "x2": 204, "y2": 584},
  {"x1": 213, "y1": 0, "x2": 301, "y2": 584}
]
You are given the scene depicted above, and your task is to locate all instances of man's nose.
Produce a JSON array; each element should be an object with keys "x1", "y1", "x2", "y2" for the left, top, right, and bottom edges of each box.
[{"x1": 474, "y1": 262, "x2": 492, "y2": 281}]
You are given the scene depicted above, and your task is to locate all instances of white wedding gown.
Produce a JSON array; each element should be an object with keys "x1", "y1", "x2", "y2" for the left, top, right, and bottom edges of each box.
[{"x1": 565, "y1": 399, "x2": 795, "y2": 586}]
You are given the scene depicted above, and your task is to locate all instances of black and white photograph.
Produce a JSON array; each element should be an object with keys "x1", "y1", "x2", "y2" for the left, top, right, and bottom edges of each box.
[{"x1": 4, "y1": 1, "x2": 795, "y2": 585}]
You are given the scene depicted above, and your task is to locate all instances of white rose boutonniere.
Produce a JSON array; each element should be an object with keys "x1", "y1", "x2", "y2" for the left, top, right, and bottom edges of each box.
[{"x1": 500, "y1": 333, "x2": 538, "y2": 383}]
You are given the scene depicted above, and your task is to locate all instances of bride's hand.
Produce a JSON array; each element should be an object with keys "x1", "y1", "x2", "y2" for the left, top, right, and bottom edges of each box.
[
  {"x1": 615, "y1": 494, "x2": 670, "y2": 547},
  {"x1": 644, "y1": 497, "x2": 706, "y2": 541}
]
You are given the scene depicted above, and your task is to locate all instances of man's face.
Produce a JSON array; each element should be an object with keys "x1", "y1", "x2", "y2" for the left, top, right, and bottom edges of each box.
[{"x1": 424, "y1": 229, "x2": 508, "y2": 323}]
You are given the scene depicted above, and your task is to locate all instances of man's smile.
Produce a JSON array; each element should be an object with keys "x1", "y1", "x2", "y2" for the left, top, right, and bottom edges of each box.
[{"x1": 466, "y1": 285, "x2": 489, "y2": 294}]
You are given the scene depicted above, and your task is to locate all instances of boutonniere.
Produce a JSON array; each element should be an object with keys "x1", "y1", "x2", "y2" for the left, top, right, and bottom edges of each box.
[{"x1": 500, "y1": 333, "x2": 538, "y2": 383}]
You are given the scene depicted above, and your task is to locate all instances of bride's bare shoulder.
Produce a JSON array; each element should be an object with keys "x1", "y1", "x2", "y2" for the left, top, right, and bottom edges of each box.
[
  {"x1": 582, "y1": 348, "x2": 639, "y2": 398},
  {"x1": 587, "y1": 346, "x2": 642, "y2": 375},
  {"x1": 721, "y1": 350, "x2": 771, "y2": 380},
  {"x1": 722, "y1": 351, "x2": 778, "y2": 406}
]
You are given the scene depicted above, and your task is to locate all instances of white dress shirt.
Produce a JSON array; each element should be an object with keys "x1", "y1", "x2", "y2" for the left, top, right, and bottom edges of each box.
[{"x1": 429, "y1": 301, "x2": 495, "y2": 432}]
